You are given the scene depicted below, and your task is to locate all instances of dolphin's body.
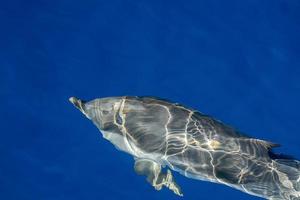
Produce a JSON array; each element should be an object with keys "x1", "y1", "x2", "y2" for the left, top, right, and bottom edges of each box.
[{"x1": 69, "y1": 96, "x2": 300, "y2": 199}]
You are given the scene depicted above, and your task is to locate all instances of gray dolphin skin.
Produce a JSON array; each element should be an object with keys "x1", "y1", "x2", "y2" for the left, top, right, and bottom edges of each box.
[{"x1": 69, "y1": 96, "x2": 300, "y2": 200}]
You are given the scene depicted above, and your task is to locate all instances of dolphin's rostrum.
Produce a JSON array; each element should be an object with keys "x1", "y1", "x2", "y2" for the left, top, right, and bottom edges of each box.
[{"x1": 69, "y1": 96, "x2": 300, "y2": 199}]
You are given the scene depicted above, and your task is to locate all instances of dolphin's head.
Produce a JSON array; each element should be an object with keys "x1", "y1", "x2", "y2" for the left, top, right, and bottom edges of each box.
[
  {"x1": 69, "y1": 96, "x2": 123, "y2": 131},
  {"x1": 70, "y1": 96, "x2": 138, "y2": 153}
]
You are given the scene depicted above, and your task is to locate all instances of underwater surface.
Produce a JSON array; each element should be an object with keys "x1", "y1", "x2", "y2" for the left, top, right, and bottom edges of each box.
[{"x1": 1, "y1": 0, "x2": 300, "y2": 199}]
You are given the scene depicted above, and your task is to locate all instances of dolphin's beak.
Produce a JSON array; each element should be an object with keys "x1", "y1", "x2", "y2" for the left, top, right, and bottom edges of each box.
[
  {"x1": 69, "y1": 97, "x2": 83, "y2": 110},
  {"x1": 69, "y1": 97, "x2": 90, "y2": 119}
]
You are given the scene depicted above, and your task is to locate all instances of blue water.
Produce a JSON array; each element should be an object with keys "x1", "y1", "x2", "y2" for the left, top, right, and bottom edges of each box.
[{"x1": 1, "y1": 0, "x2": 300, "y2": 199}]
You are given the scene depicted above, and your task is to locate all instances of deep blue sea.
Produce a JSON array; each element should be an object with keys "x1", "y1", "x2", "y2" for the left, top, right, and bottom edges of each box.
[{"x1": 1, "y1": 0, "x2": 300, "y2": 199}]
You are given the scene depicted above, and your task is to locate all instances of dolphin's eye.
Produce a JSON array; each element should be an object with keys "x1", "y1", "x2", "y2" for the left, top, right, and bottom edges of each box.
[
  {"x1": 102, "y1": 110, "x2": 109, "y2": 115},
  {"x1": 116, "y1": 111, "x2": 123, "y2": 125}
]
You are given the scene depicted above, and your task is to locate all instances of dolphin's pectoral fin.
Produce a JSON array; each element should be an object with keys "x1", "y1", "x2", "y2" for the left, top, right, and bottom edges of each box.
[{"x1": 134, "y1": 158, "x2": 183, "y2": 196}]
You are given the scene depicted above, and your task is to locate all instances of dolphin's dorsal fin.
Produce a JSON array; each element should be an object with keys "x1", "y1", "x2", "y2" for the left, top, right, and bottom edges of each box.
[{"x1": 254, "y1": 139, "x2": 280, "y2": 150}]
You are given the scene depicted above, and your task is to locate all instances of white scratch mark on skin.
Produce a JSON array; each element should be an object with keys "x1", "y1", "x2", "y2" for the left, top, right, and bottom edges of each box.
[{"x1": 118, "y1": 98, "x2": 137, "y2": 156}]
